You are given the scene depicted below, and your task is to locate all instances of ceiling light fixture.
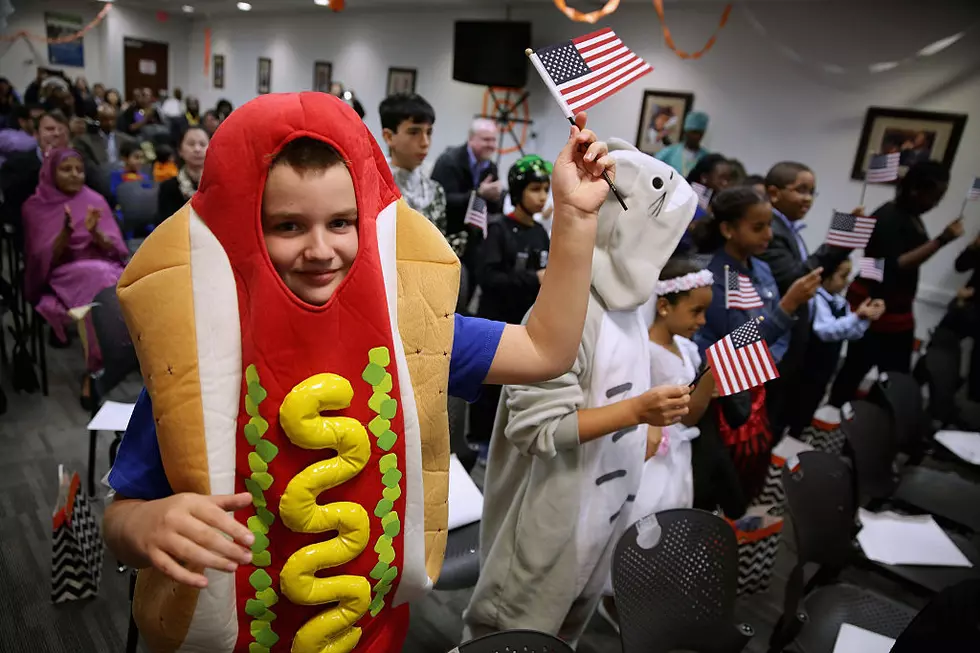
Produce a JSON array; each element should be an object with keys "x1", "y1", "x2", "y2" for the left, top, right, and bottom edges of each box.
[
  {"x1": 314, "y1": 0, "x2": 330, "y2": 5},
  {"x1": 182, "y1": 5, "x2": 194, "y2": 12},
  {"x1": 237, "y1": 2, "x2": 252, "y2": 11},
  {"x1": 917, "y1": 32, "x2": 963, "y2": 57}
]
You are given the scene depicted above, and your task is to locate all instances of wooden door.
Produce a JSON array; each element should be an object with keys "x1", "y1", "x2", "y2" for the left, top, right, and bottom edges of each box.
[{"x1": 124, "y1": 38, "x2": 169, "y2": 101}]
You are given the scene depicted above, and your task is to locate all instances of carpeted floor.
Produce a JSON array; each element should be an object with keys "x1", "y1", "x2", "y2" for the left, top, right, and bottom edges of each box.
[{"x1": 0, "y1": 327, "x2": 930, "y2": 653}]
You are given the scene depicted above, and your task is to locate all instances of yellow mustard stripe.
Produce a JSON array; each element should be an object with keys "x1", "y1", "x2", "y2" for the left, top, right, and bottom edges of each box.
[{"x1": 362, "y1": 346, "x2": 401, "y2": 617}]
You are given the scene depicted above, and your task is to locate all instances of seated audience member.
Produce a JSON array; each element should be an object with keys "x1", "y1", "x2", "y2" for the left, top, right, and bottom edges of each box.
[
  {"x1": 161, "y1": 87, "x2": 184, "y2": 120},
  {"x1": 74, "y1": 104, "x2": 134, "y2": 169},
  {"x1": 1, "y1": 110, "x2": 70, "y2": 235},
  {"x1": 110, "y1": 141, "x2": 149, "y2": 199},
  {"x1": 786, "y1": 257, "x2": 885, "y2": 438},
  {"x1": 104, "y1": 88, "x2": 123, "y2": 113},
  {"x1": 0, "y1": 104, "x2": 43, "y2": 165},
  {"x1": 169, "y1": 95, "x2": 201, "y2": 144},
  {"x1": 829, "y1": 161, "x2": 962, "y2": 406},
  {"x1": 158, "y1": 126, "x2": 209, "y2": 221},
  {"x1": 118, "y1": 88, "x2": 155, "y2": 135},
  {"x1": 215, "y1": 98, "x2": 234, "y2": 121},
  {"x1": 0, "y1": 77, "x2": 19, "y2": 128},
  {"x1": 470, "y1": 155, "x2": 553, "y2": 456},
  {"x1": 153, "y1": 144, "x2": 178, "y2": 182},
  {"x1": 92, "y1": 83, "x2": 106, "y2": 108},
  {"x1": 202, "y1": 109, "x2": 221, "y2": 136},
  {"x1": 655, "y1": 110, "x2": 710, "y2": 177},
  {"x1": 432, "y1": 118, "x2": 503, "y2": 293},
  {"x1": 695, "y1": 188, "x2": 821, "y2": 500},
  {"x1": 379, "y1": 93, "x2": 448, "y2": 237},
  {"x1": 73, "y1": 76, "x2": 97, "y2": 119},
  {"x1": 22, "y1": 148, "x2": 128, "y2": 402}
]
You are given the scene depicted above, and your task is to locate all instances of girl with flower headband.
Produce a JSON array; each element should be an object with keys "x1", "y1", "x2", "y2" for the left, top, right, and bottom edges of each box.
[{"x1": 471, "y1": 154, "x2": 554, "y2": 456}]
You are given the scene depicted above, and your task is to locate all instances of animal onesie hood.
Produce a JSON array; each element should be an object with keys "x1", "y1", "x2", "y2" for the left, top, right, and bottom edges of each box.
[
  {"x1": 116, "y1": 93, "x2": 459, "y2": 653},
  {"x1": 464, "y1": 139, "x2": 696, "y2": 640}
]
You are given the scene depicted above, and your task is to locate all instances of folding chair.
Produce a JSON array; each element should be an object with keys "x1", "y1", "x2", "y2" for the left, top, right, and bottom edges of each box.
[
  {"x1": 115, "y1": 180, "x2": 160, "y2": 241},
  {"x1": 456, "y1": 629, "x2": 573, "y2": 653},
  {"x1": 612, "y1": 509, "x2": 753, "y2": 653}
]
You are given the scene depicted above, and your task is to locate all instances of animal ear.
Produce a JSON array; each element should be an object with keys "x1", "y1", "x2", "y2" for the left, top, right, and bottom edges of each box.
[{"x1": 607, "y1": 138, "x2": 639, "y2": 154}]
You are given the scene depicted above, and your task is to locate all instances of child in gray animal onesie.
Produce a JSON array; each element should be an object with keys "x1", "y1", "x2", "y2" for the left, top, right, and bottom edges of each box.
[{"x1": 463, "y1": 140, "x2": 699, "y2": 642}]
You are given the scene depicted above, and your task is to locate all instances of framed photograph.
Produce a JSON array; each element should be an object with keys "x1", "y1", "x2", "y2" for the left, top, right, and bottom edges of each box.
[
  {"x1": 386, "y1": 67, "x2": 417, "y2": 96},
  {"x1": 851, "y1": 107, "x2": 968, "y2": 181},
  {"x1": 213, "y1": 54, "x2": 225, "y2": 89},
  {"x1": 257, "y1": 57, "x2": 272, "y2": 95},
  {"x1": 634, "y1": 90, "x2": 694, "y2": 156},
  {"x1": 313, "y1": 61, "x2": 333, "y2": 94}
]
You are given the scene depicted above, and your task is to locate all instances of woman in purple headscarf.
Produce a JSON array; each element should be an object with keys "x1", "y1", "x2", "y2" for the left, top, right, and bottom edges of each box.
[{"x1": 23, "y1": 147, "x2": 128, "y2": 401}]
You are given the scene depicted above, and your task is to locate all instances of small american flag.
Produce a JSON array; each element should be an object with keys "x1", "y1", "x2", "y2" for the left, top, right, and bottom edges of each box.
[
  {"x1": 968, "y1": 177, "x2": 980, "y2": 202},
  {"x1": 691, "y1": 182, "x2": 713, "y2": 211},
  {"x1": 464, "y1": 192, "x2": 488, "y2": 237},
  {"x1": 826, "y1": 211, "x2": 877, "y2": 249},
  {"x1": 529, "y1": 28, "x2": 652, "y2": 117},
  {"x1": 725, "y1": 266, "x2": 764, "y2": 310},
  {"x1": 706, "y1": 319, "x2": 779, "y2": 397},
  {"x1": 866, "y1": 152, "x2": 900, "y2": 183},
  {"x1": 857, "y1": 257, "x2": 885, "y2": 282}
]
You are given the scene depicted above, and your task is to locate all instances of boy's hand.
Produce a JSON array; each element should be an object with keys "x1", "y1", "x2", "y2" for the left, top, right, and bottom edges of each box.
[
  {"x1": 630, "y1": 384, "x2": 691, "y2": 427},
  {"x1": 552, "y1": 112, "x2": 615, "y2": 218},
  {"x1": 851, "y1": 206, "x2": 866, "y2": 217},
  {"x1": 477, "y1": 176, "x2": 504, "y2": 203},
  {"x1": 130, "y1": 492, "x2": 255, "y2": 588}
]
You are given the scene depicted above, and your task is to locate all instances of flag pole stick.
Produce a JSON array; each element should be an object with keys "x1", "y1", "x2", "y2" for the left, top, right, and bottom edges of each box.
[
  {"x1": 525, "y1": 48, "x2": 628, "y2": 212},
  {"x1": 690, "y1": 365, "x2": 711, "y2": 389},
  {"x1": 723, "y1": 264, "x2": 730, "y2": 309},
  {"x1": 959, "y1": 196, "x2": 968, "y2": 218},
  {"x1": 859, "y1": 180, "x2": 868, "y2": 209}
]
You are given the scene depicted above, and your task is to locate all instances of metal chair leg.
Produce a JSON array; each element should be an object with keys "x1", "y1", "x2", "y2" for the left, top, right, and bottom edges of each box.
[
  {"x1": 126, "y1": 570, "x2": 139, "y2": 653},
  {"x1": 88, "y1": 430, "x2": 98, "y2": 498}
]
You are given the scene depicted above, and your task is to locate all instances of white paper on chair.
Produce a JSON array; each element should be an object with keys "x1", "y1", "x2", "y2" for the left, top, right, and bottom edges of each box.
[
  {"x1": 86, "y1": 401, "x2": 136, "y2": 432},
  {"x1": 832, "y1": 623, "x2": 895, "y2": 653},
  {"x1": 772, "y1": 435, "x2": 813, "y2": 461},
  {"x1": 857, "y1": 508, "x2": 972, "y2": 567},
  {"x1": 934, "y1": 430, "x2": 980, "y2": 465},
  {"x1": 447, "y1": 454, "x2": 483, "y2": 530}
]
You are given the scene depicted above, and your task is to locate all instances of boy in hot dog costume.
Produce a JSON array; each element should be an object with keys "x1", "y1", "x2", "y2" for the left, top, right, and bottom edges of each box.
[
  {"x1": 102, "y1": 92, "x2": 615, "y2": 653},
  {"x1": 464, "y1": 140, "x2": 697, "y2": 642}
]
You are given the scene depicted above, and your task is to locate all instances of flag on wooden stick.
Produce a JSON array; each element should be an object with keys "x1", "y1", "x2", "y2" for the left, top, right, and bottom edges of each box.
[
  {"x1": 463, "y1": 191, "x2": 488, "y2": 237},
  {"x1": 866, "y1": 152, "x2": 900, "y2": 183},
  {"x1": 968, "y1": 177, "x2": 980, "y2": 202},
  {"x1": 725, "y1": 265, "x2": 764, "y2": 310},
  {"x1": 857, "y1": 257, "x2": 885, "y2": 282},
  {"x1": 706, "y1": 318, "x2": 779, "y2": 396},
  {"x1": 826, "y1": 211, "x2": 877, "y2": 249}
]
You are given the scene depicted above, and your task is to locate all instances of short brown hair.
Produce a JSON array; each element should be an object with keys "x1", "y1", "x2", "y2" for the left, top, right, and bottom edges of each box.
[
  {"x1": 269, "y1": 137, "x2": 345, "y2": 176},
  {"x1": 37, "y1": 109, "x2": 69, "y2": 130}
]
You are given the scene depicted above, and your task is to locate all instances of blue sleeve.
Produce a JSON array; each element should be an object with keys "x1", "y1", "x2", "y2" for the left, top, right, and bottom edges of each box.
[
  {"x1": 696, "y1": 278, "x2": 730, "y2": 360},
  {"x1": 449, "y1": 314, "x2": 505, "y2": 403},
  {"x1": 106, "y1": 388, "x2": 174, "y2": 500},
  {"x1": 812, "y1": 299, "x2": 870, "y2": 343}
]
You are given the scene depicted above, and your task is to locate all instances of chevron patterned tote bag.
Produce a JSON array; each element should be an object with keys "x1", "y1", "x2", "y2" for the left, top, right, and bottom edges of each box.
[
  {"x1": 52, "y1": 466, "x2": 103, "y2": 603},
  {"x1": 729, "y1": 506, "x2": 783, "y2": 595}
]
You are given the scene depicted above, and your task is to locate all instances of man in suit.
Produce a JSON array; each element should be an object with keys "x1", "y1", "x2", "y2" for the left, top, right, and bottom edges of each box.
[
  {"x1": 73, "y1": 104, "x2": 134, "y2": 202},
  {"x1": 759, "y1": 161, "x2": 849, "y2": 436},
  {"x1": 1, "y1": 110, "x2": 70, "y2": 242},
  {"x1": 431, "y1": 118, "x2": 504, "y2": 299}
]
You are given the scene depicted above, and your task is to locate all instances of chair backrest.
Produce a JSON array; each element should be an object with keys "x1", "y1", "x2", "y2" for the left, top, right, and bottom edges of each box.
[
  {"x1": 782, "y1": 451, "x2": 855, "y2": 569},
  {"x1": 90, "y1": 285, "x2": 139, "y2": 397},
  {"x1": 115, "y1": 181, "x2": 160, "y2": 235},
  {"x1": 612, "y1": 509, "x2": 752, "y2": 653},
  {"x1": 890, "y1": 579, "x2": 980, "y2": 653},
  {"x1": 840, "y1": 400, "x2": 898, "y2": 501},
  {"x1": 868, "y1": 372, "x2": 932, "y2": 451},
  {"x1": 456, "y1": 629, "x2": 573, "y2": 653},
  {"x1": 922, "y1": 327, "x2": 962, "y2": 427}
]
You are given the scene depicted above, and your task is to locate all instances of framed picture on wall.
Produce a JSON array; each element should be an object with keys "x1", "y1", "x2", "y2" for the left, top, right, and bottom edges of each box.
[
  {"x1": 386, "y1": 67, "x2": 417, "y2": 96},
  {"x1": 313, "y1": 61, "x2": 333, "y2": 93},
  {"x1": 213, "y1": 54, "x2": 225, "y2": 89},
  {"x1": 257, "y1": 57, "x2": 272, "y2": 95},
  {"x1": 635, "y1": 90, "x2": 694, "y2": 156},
  {"x1": 850, "y1": 107, "x2": 968, "y2": 182}
]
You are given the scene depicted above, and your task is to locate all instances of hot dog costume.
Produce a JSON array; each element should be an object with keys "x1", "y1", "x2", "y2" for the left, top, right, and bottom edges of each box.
[
  {"x1": 464, "y1": 139, "x2": 696, "y2": 641},
  {"x1": 116, "y1": 93, "x2": 459, "y2": 652}
]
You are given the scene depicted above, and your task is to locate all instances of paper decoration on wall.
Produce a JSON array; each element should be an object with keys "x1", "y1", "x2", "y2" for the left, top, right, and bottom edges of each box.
[
  {"x1": 553, "y1": 0, "x2": 620, "y2": 24},
  {"x1": 0, "y1": 2, "x2": 111, "y2": 43},
  {"x1": 204, "y1": 27, "x2": 212, "y2": 76},
  {"x1": 741, "y1": 4, "x2": 976, "y2": 76},
  {"x1": 480, "y1": 88, "x2": 531, "y2": 156},
  {"x1": 653, "y1": 0, "x2": 732, "y2": 60},
  {"x1": 330, "y1": 0, "x2": 346, "y2": 10}
]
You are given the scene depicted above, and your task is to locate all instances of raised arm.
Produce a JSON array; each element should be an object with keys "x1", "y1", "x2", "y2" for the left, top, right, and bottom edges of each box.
[{"x1": 485, "y1": 112, "x2": 614, "y2": 385}]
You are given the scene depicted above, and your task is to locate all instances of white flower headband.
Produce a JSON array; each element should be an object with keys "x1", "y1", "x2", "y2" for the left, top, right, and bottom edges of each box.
[{"x1": 655, "y1": 270, "x2": 714, "y2": 296}]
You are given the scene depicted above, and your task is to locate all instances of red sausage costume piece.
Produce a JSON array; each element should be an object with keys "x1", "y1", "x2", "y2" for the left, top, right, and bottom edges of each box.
[{"x1": 117, "y1": 93, "x2": 459, "y2": 652}]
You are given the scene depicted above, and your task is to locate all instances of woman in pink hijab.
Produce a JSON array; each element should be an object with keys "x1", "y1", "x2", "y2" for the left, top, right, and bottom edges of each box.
[{"x1": 23, "y1": 147, "x2": 128, "y2": 402}]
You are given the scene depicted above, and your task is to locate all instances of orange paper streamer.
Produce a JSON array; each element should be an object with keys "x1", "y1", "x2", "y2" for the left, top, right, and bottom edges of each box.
[
  {"x1": 1, "y1": 3, "x2": 112, "y2": 43},
  {"x1": 330, "y1": 0, "x2": 346, "y2": 10},
  {"x1": 553, "y1": 0, "x2": 620, "y2": 24},
  {"x1": 653, "y1": 0, "x2": 732, "y2": 60},
  {"x1": 204, "y1": 28, "x2": 212, "y2": 76}
]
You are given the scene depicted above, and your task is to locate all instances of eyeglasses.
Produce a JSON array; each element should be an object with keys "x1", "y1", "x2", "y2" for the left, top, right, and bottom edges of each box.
[{"x1": 786, "y1": 186, "x2": 818, "y2": 198}]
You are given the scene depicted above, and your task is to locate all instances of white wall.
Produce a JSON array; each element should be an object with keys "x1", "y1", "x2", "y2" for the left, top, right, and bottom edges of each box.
[
  {"x1": 0, "y1": 1, "x2": 190, "y2": 99},
  {"x1": 183, "y1": 0, "x2": 980, "y2": 338}
]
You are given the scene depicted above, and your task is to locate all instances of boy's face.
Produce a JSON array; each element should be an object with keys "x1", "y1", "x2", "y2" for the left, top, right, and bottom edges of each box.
[
  {"x1": 769, "y1": 170, "x2": 815, "y2": 221},
  {"x1": 825, "y1": 260, "x2": 852, "y2": 295},
  {"x1": 384, "y1": 119, "x2": 432, "y2": 171},
  {"x1": 262, "y1": 163, "x2": 359, "y2": 306},
  {"x1": 522, "y1": 181, "x2": 550, "y2": 215},
  {"x1": 125, "y1": 150, "x2": 145, "y2": 172}
]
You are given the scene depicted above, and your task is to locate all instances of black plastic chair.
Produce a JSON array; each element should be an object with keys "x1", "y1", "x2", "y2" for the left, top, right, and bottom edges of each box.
[
  {"x1": 843, "y1": 397, "x2": 980, "y2": 533},
  {"x1": 867, "y1": 373, "x2": 931, "y2": 458},
  {"x1": 435, "y1": 395, "x2": 480, "y2": 591},
  {"x1": 456, "y1": 629, "x2": 573, "y2": 653},
  {"x1": 918, "y1": 329, "x2": 963, "y2": 428},
  {"x1": 86, "y1": 286, "x2": 141, "y2": 497},
  {"x1": 612, "y1": 509, "x2": 753, "y2": 653},
  {"x1": 115, "y1": 181, "x2": 159, "y2": 238},
  {"x1": 769, "y1": 451, "x2": 916, "y2": 652},
  {"x1": 890, "y1": 579, "x2": 980, "y2": 652}
]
